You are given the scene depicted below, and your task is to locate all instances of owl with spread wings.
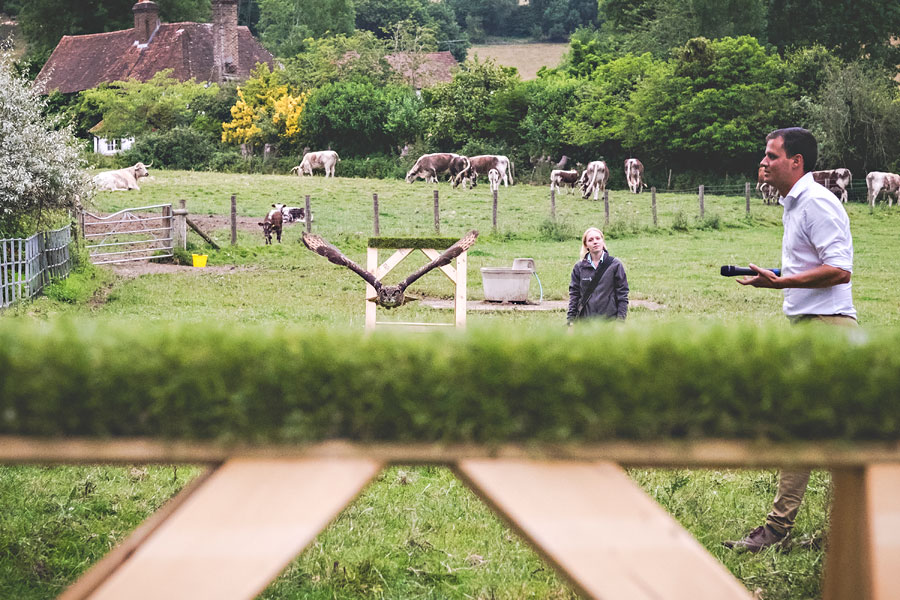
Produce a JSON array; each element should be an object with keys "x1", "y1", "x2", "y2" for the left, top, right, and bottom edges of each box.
[{"x1": 302, "y1": 230, "x2": 479, "y2": 308}]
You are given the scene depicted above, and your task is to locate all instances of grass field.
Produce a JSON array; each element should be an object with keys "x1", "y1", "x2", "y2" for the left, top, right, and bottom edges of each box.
[
  {"x1": 468, "y1": 43, "x2": 569, "y2": 80},
  {"x1": 4, "y1": 170, "x2": 900, "y2": 599}
]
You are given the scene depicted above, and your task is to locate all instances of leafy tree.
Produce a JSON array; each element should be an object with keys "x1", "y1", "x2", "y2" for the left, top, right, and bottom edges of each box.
[
  {"x1": 423, "y1": 0, "x2": 468, "y2": 62},
  {"x1": 807, "y1": 62, "x2": 900, "y2": 175},
  {"x1": 281, "y1": 31, "x2": 393, "y2": 90},
  {"x1": 355, "y1": 0, "x2": 429, "y2": 37},
  {"x1": 621, "y1": 36, "x2": 794, "y2": 174},
  {"x1": 301, "y1": 80, "x2": 421, "y2": 156},
  {"x1": 17, "y1": 0, "x2": 209, "y2": 70},
  {"x1": 529, "y1": 0, "x2": 599, "y2": 40},
  {"x1": 78, "y1": 71, "x2": 221, "y2": 138},
  {"x1": 221, "y1": 63, "x2": 310, "y2": 154},
  {"x1": 0, "y1": 60, "x2": 88, "y2": 237},
  {"x1": 256, "y1": 0, "x2": 355, "y2": 58},
  {"x1": 519, "y1": 74, "x2": 586, "y2": 160},
  {"x1": 420, "y1": 57, "x2": 520, "y2": 149}
]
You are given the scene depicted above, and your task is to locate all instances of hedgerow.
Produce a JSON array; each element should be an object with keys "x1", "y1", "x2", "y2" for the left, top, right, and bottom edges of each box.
[{"x1": 0, "y1": 321, "x2": 897, "y2": 443}]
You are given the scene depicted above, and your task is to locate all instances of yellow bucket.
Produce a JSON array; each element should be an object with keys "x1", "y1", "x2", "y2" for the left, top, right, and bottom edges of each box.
[{"x1": 192, "y1": 254, "x2": 208, "y2": 268}]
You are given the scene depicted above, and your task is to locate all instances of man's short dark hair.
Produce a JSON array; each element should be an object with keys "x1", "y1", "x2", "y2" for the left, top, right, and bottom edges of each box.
[{"x1": 766, "y1": 127, "x2": 818, "y2": 173}]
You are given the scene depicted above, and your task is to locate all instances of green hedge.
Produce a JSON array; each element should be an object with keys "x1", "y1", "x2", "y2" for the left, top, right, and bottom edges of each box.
[
  {"x1": 368, "y1": 236, "x2": 462, "y2": 249},
  {"x1": 0, "y1": 320, "x2": 897, "y2": 443}
]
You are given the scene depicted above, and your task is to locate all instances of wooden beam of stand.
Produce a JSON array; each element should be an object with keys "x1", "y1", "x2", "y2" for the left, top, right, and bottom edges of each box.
[
  {"x1": 185, "y1": 217, "x2": 221, "y2": 249},
  {"x1": 456, "y1": 459, "x2": 751, "y2": 600},
  {"x1": 78, "y1": 458, "x2": 381, "y2": 600}
]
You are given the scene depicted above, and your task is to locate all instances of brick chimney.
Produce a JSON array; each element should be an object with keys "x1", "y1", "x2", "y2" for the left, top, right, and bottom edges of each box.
[
  {"x1": 212, "y1": 0, "x2": 239, "y2": 81},
  {"x1": 132, "y1": 0, "x2": 160, "y2": 46}
]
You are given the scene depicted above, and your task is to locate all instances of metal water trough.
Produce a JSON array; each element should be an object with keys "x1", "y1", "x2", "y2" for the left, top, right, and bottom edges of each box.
[{"x1": 481, "y1": 258, "x2": 542, "y2": 303}]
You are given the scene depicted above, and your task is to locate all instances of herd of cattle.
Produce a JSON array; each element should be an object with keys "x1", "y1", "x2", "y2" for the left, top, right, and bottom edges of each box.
[{"x1": 91, "y1": 152, "x2": 900, "y2": 244}]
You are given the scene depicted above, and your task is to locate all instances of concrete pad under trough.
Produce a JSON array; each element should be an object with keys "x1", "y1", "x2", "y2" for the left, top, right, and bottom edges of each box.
[{"x1": 420, "y1": 299, "x2": 665, "y2": 312}]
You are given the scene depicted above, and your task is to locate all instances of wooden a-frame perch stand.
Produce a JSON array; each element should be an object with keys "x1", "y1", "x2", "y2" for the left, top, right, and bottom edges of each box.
[{"x1": 365, "y1": 237, "x2": 468, "y2": 331}]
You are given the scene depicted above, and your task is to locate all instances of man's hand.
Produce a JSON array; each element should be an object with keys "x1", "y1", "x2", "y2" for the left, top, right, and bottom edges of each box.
[{"x1": 737, "y1": 263, "x2": 781, "y2": 288}]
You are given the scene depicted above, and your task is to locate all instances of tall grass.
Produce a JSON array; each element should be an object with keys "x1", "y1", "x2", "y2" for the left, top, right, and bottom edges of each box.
[{"x1": 4, "y1": 170, "x2": 900, "y2": 599}]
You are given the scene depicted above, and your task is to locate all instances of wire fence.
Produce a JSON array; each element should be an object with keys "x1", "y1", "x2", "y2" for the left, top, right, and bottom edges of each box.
[{"x1": 1, "y1": 225, "x2": 75, "y2": 309}]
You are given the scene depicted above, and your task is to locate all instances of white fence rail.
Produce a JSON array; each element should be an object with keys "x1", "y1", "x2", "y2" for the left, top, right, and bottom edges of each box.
[
  {"x1": 1, "y1": 225, "x2": 74, "y2": 309},
  {"x1": 83, "y1": 204, "x2": 173, "y2": 265}
]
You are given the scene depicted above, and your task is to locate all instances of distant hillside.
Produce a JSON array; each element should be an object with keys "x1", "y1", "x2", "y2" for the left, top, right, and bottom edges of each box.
[{"x1": 468, "y1": 43, "x2": 568, "y2": 80}]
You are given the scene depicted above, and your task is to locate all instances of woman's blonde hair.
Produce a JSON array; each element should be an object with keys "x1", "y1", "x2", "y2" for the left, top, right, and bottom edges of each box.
[{"x1": 580, "y1": 227, "x2": 605, "y2": 258}]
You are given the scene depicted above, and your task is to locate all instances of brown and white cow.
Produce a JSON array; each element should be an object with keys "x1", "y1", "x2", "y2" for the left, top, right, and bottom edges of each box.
[
  {"x1": 259, "y1": 204, "x2": 284, "y2": 244},
  {"x1": 461, "y1": 155, "x2": 514, "y2": 188},
  {"x1": 624, "y1": 158, "x2": 647, "y2": 194},
  {"x1": 757, "y1": 166, "x2": 779, "y2": 204},
  {"x1": 580, "y1": 161, "x2": 609, "y2": 200},
  {"x1": 448, "y1": 155, "x2": 472, "y2": 188},
  {"x1": 292, "y1": 150, "x2": 340, "y2": 177},
  {"x1": 550, "y1": 169, "x2": 580, "y2": 194},
  {"x1": 812, "y1": 168, "x2": 851, "y2": 203},
  {"x1": 866, "y1": 171, "x2": 900, "y2": 207},
  {"x1": 92, "y1": 162, "x2": 151, "y2": 191},
  {"x1": 406, "y1": 153, "x2": 468, "y2": 184},
  {"x1": 280, "y1": 205, "x2": 313, "y2": 225}
]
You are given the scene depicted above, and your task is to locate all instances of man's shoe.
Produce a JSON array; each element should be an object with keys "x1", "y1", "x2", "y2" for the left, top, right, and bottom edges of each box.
[{"x1": 723, "y1": 525, "x2": 786, "y2": 552}]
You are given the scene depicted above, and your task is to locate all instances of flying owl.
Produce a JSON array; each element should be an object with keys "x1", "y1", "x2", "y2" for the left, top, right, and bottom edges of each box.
[{"x1": 302, "y1": 230, "x2": 479, "y2": 308}]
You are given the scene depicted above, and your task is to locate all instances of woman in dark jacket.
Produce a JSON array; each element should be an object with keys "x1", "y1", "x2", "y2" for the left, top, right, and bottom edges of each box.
[{"x1": 567, "y1": 227, "x2": 629, "y2": 323}]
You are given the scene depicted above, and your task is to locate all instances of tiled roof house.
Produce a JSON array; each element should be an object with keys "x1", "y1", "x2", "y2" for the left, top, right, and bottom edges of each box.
[{"x1": 36, "y1": 0, "x2": 275, "y2": 94}]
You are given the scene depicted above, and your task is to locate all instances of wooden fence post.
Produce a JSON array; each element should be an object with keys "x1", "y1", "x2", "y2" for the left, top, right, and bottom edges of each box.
[
  {"x1": 305, "y1": 195, "x2": 312, "y2": 233},
  {"x1": 230, "y1": 194, "x2": 237, "y2": 245},
  {"x1": 745, "y1": 182, "x2": 751, "y2": 216},
  {"x1": 433, "y1": 189, "x2": 440, "y2": 234},
  {"x1": 651, "y1": 187, "x2": 657, "y2": 227},
  {"x1": 699, "y1": 185, "x2": 705, "y2": 219},
  {"x1": 373, "y1": 193, "x2": 380, "y2": 236},
  {"x1": 604, "y1": 189, "x2": 609, "y2": 227},
  {"x1": 492, "y1": 189, "x2": 498, "y2": 233},
  {"x1": 550, "y1": 189, "x2": 556, "y2": 222}
]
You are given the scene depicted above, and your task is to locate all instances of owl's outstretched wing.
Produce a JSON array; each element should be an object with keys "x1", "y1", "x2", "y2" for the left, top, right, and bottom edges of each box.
[
  {"x1": 398, "y1": 230, "x2": 479, "y2": 292},
  {"x1": 302, "y1": 232, "x2": 380, "y2": 290}
]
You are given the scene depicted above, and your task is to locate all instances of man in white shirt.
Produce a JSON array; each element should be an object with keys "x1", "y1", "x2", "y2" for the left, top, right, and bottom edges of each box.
[{"x1": 725, "y1": 127, "x2": 858, "y2": 552}]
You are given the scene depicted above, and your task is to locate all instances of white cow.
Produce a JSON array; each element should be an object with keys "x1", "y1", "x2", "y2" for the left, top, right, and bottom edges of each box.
[
  {"x1": 580, "y1": 161, "x2": 609, "y2": 200},
  {"x1": 488, "y1": 168, "x2": 501, "y2": 193},
  {"x1": 462, "y1": 155, "x2": 514, "y2": 188},
  {"x1": 550, "y1": 169, "x2": 580, "y2": 194},
  {"x1": 866, "y1": 171, "x2": 900, "y2": 207},
  {"x1": 92, "y1": 162, "x2": 151, "y2": 191},
  {"x1": 624, "y1": 158, "x2": 647, "y2": 194},
  {"x1": 292, "y1": 150, "x2": 340, "y2": 177}
]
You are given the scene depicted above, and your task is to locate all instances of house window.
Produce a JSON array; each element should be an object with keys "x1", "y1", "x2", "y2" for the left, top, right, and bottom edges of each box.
[{"x1": 105, "y1": 139, "x2": 121, "y2": 152}]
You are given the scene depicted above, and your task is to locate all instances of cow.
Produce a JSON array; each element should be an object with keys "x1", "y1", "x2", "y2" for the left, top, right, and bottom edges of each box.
[
  {"x1": 757, "y1": 166, "x2": 779, "y2": 204},
  {"x1": 812, "y1": 168, "x2": 851, "y2": 203},
  {"x1": 550, "y1": 169, "x2": 580, "y2": 194},
  {"x1": 866, "y1": 171, "x2": 900, "y2": 207},
  {"x1": 405, "y1": 153, "x2": 467, "y2": 184},
  {"x1": 258, "y1": 203, "x2": 284, "y2": 244},
  {"x1": 280, "y1": 205, "x2": 313, "y2": 225},
  {"x1": 291, "y1": 150, "x2": 340, "y2": 177},
  {"x1": 488, "y1": 168, "x2": 501, "y2": 193},
  {"x1": 580, "y1": 161, "x2": 609, "y2": 200},
  {"x1": 448, "y1": 155, "x2": 472, "y2": 188},
  {"x1": 624, "y1": 158, "x2": 647, "y2": 194},
  {"x1": 461, "y1": 155, "x2": 514, "y2": 188},
  {"x1": 92, "y1": 162, "x2": 151, "y2": 191}
]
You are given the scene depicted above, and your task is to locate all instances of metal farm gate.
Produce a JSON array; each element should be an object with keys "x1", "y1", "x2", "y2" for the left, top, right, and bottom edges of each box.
[
  {"x1": 83, "y1": 204, "x2": 173, "y2": 265},
  {"x1": 1, "y1": 225, "x2": 74, "y2": 308}
]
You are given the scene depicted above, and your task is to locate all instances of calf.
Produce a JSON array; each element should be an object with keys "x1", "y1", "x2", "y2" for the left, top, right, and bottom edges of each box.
[
  {"x1": 281, "y1": 205, "x2": 313, "y2": 225},
  {"x1": 580, "y1": 161, "x2": 609, "y2": 200},
  {"x1": 488, "y1": 168, "x2": 501, "y2": 193},
  {"x1": 866, "y1": 171, "x2": 900, "y2": 207},
  {"x1": 259, "y1": 203, "x2": 284, "y2": 244},
  {"x1": 550, "y1": 169, "x2": 580, "y2": 194},
  {"x1": 757, "y1": 166, "x2": 779, "y2": 204},
  {"x1": 812, "y1": 168, "x2": 852, "y2": 203},
  {"x1": 624, "y1": 158, "x2": 647, "y2": 194}
]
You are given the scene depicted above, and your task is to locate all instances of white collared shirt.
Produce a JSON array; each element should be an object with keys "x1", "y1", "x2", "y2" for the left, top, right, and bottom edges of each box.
[{"x1": 779, "y1": 172, "x2": 856, "y2": 318}]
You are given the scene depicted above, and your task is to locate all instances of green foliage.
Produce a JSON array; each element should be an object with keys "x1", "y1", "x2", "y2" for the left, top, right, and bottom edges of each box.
[
  {"x1": 281, "y1": 31, "x2": 394, "y2": 90},
  {"x1": 122, "y1": 127, "x2": 219, "y2": 171},
  {"x1": 3, "y1": 320, "x2": 898, "y2": 443},
  {"x1": 354, "y1": 0, "x2": 430, "y2": 38},
  {"x1": 336, "y1": 155, "x2": 406, "y2": 179},
  {"x1": 302, "y1": 80, "x2": 421, "y2": 157},
  {"x1": 42, "y1": 261, "x2": 110, "y2": 305},
  {"x1": 256, "y1": 0, "x2": 355, "y2": 58},
  {"x1": 367, "y1": 236, "x2": 461, "y2": 249}
]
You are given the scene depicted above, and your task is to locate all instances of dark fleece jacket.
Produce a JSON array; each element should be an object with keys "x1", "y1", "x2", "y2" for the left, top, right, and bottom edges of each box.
[{"x1": 567, "y1": 251, "x2": 629, "y2": 322}]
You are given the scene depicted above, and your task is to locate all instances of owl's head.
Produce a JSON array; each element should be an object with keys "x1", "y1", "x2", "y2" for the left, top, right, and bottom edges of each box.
[{"x1": 377, "y1": 286, "x2": 405, "y2": 308}]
